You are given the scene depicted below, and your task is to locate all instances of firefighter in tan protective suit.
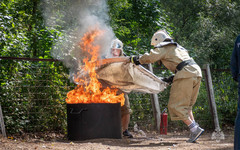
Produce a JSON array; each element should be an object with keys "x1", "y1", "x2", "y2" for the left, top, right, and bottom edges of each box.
[
  {"x1": 130, "y1": 30, "x2": 204, "y2": 143},
  {"x1": 109, "y1": 39, "x2": 133, "y2": 138}
]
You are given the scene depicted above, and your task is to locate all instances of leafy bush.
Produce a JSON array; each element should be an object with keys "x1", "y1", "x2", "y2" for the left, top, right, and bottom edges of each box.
[{"x1": 0, "y1": 60, "x2": 73, "y2": 134}]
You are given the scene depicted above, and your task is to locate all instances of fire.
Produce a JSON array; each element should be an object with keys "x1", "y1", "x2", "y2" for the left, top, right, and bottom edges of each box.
[{"x1": 66, "y1": 27, "x2": 125, "y2": 106}]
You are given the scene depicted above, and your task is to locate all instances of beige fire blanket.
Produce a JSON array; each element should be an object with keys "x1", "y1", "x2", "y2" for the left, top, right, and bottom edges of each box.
[{"x1": 95, "y1": 60, "x2": 168, "y2": 94}]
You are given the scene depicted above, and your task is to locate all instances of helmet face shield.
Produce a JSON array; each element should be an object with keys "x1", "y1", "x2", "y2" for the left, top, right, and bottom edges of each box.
[
  {"x1": 111, "y1": 39, "x2": 123, "y2": 50},
  {"x1": 112, "y1": 43, "x2": 122, "y2": 49}
]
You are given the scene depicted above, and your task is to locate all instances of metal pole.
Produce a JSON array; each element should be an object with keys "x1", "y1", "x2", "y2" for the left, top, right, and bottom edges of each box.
[
  {"x1": 203, "y1": 64, "x2": 224, "y2": 140},
  {"x1": 0, "y1": 104, "x2": 7, "y2": 137},
  {"x1": 148, "y1": 64, "x2": 161, "y2": 131}
]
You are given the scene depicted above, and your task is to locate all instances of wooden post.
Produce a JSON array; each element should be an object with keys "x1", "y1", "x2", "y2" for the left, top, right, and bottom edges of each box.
[
  {"x1": 0, "y1": 104, "x2": 7, "y2": 137},
  {"x1": 203, "y1": 64, "x2": 224, "y2": 140},
  {"x1": 148, "y1": 64, "x2": 161, "y2": 131}
]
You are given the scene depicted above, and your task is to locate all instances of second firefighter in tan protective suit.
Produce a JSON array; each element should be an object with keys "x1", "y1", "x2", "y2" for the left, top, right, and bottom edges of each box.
[
  {"x1": 130, "y1": 30, "x2": 204, "y2": 143},
  {"x1": 108, "y1": 39, "x2": 133, "y2": 138}
]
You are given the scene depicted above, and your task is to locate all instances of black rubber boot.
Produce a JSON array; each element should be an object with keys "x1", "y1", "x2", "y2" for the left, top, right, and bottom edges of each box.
[{"x1": 123, "y1": 129, "x2": 133, "y2": 138}]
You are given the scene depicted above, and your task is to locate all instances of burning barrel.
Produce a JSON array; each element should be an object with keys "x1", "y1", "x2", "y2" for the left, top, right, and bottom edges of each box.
[
  {"x1": 65, "y1": 28, "x2": 125, "y2": 140},
  {"x1": 67, "y1": 103, "x2": 122, "y2": 140}
]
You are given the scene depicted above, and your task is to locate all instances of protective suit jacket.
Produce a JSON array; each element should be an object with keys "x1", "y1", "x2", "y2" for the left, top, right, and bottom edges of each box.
[
  {"x1": 139, "y1": 43, "x2": 202, "y2": 121},
  {"x1": 139, "y1": 44, "x2": 202, "y2": 80}
]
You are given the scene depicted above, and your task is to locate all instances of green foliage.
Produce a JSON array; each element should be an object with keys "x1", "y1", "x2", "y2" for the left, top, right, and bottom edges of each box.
[
  {"x1": 128, "y1": 93, "x2": 153, "y2": 129},
  {"x1": 0, "y1": 60, "x2": 73, "y2": 134},
  {"x1": 0, "y1": 0, "x2": 61, "y2": 58},
  {"x1": 108, "y1": 0, "x2": 171, "y2": 55},
  {"x1": 1, "y1": 0, "x2": 239, "y2": 134},
  {"x1": 160, "y1": 0, "x2": 240, "y2": 68},
  {"x1": 211, "y1": 71, "x2": 238, "y2": 125},
  {"x1": 0, "y1": 0, "x2": 69, "y2": 134},
  {"x1": 160, "y1": 0, "x2": 205, "y2": 40},
  {"x1": 0, "y1": 0, "x2": 29, "y2": 57}
]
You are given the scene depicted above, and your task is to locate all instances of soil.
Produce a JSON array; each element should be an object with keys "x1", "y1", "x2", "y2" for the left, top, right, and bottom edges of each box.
[{"x1": 0, "y1": 130, "x2": 234, "y2": 150}]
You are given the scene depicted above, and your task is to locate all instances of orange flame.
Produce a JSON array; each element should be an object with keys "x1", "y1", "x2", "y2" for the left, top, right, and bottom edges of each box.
[{"x1": 66, "y1": 27, "x2": 124, "y2": 106}]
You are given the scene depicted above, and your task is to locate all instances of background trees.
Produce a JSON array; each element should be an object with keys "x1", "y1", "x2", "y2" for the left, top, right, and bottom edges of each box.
[
  {"x1": 160, "y1": 0, "x2": 240, "y2": 68},
  {"x1": 1, "y1": 0, "x2": 240, "y2": 133},
  {"x1": 108, "y1": 0, "x2": 170, "y2": 55},
  {"x1": 2, "y1": 0, "x2": 240, "y2": 67},
  {"x1": 0, "y1": 0, "x2": 59, "y2": 58}
]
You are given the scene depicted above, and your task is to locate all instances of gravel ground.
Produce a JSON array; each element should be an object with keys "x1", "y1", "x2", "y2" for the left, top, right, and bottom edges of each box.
[{"x1": 0, "y1": 130, "x2": 234, "y2": 150}]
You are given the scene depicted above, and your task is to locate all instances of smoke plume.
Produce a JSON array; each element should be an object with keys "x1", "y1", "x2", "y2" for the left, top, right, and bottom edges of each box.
[{"x1": 42, "y1": 0, "x2": 115, "y2": 75}]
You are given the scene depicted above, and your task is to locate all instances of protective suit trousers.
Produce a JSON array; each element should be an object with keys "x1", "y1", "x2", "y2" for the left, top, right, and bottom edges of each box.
[
  {"x1": 168, "y1": 77, "x2": 201, "y2": 121},
  {"x1": 121, "y1": 94, "x2": 132, "y2": 117}
]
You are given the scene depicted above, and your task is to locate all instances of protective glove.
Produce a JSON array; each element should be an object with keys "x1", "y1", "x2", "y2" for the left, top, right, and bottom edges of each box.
[
  {"x1": 130, "y1": 56, "x2": 141, "y2": 65},
  {"x1": 162, "y1": 75, "x2": 174, "y2": 84}
]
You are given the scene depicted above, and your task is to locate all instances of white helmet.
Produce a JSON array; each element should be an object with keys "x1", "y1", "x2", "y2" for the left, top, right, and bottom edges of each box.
[
  {"x1": 151, "y1": 30, "x2": 172, "y2": 46},
  {"x1": 111, "y1": 39, "x2": 123, "y2": 50}
]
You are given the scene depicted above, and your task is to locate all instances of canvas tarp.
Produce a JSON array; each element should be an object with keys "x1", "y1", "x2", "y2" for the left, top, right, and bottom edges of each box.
[{"x1": 95, "y1": 62, "x2": 167, "y2": 94}]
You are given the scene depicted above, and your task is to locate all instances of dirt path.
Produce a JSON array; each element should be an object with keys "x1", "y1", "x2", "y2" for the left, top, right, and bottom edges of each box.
[{"x1": 0, "y1": 131, "x2": 234, "y2": 150}]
